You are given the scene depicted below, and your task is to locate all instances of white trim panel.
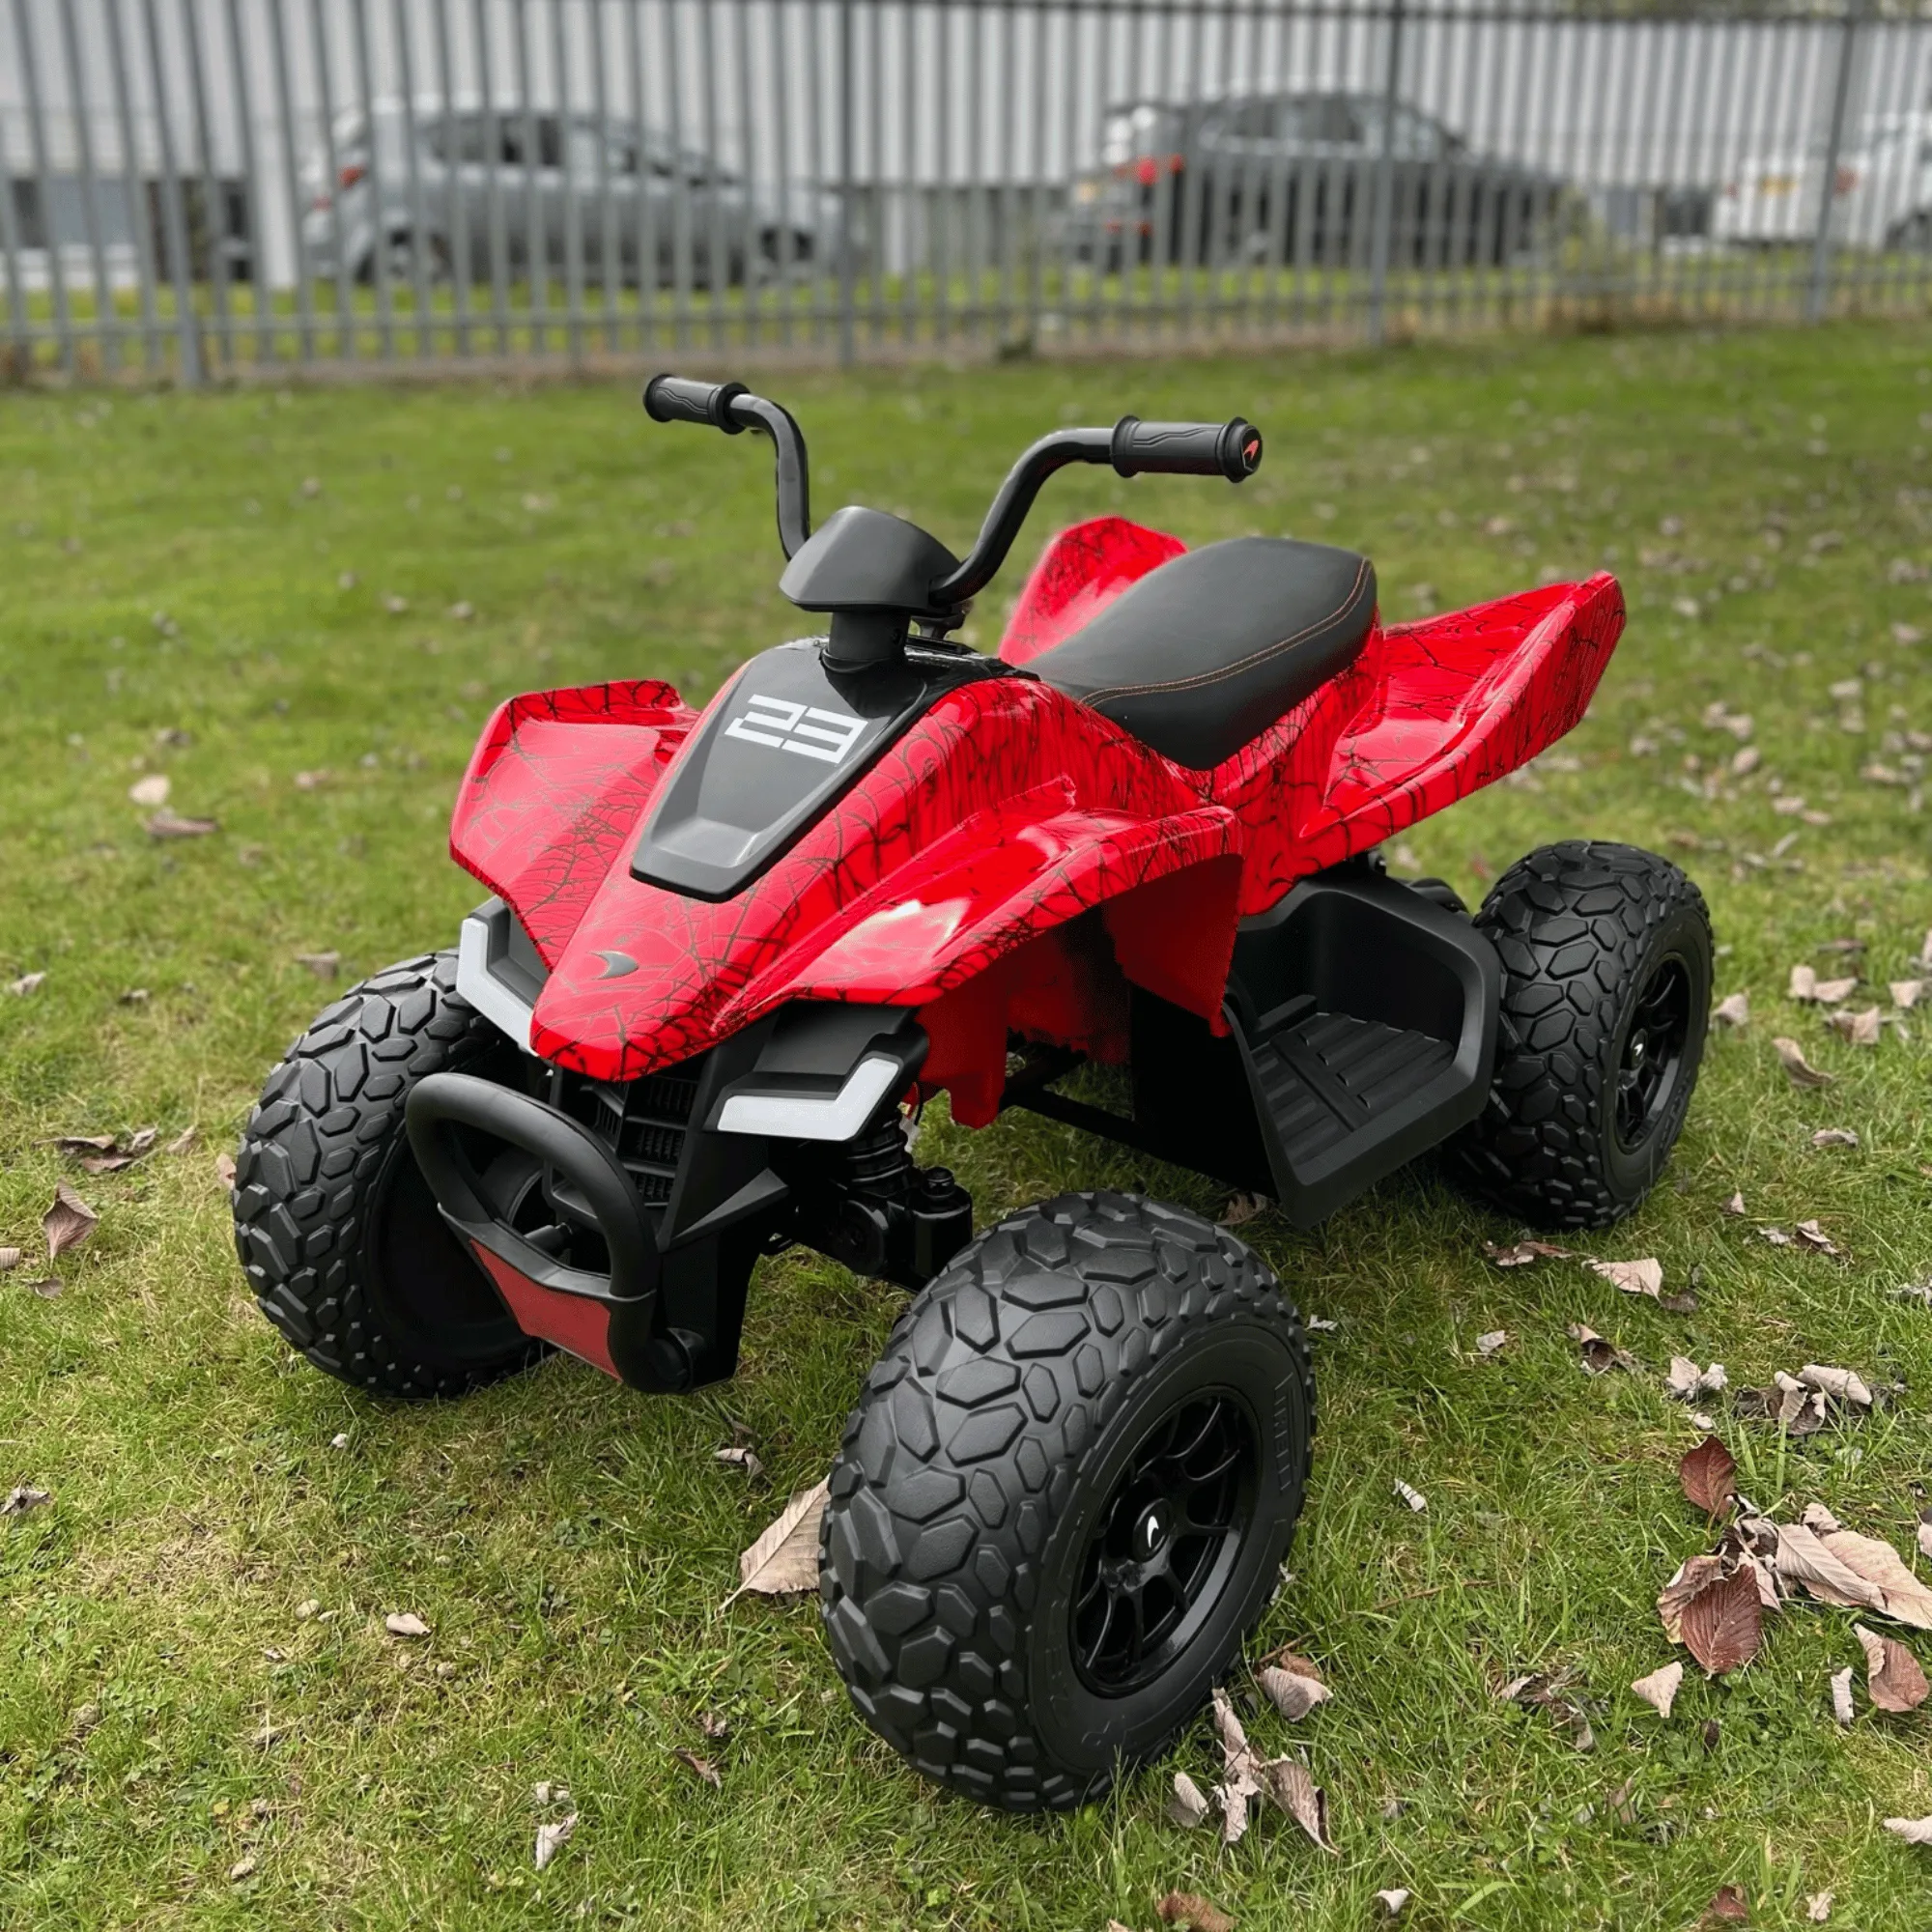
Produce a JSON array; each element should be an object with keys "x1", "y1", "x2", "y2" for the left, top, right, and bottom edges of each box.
[
  {"x1": 715, "y1": 1052, "x2": 906, "y2": 1142},
  {"x1": 456, "y1": 914, "x2": 536, "y2": 1051}
]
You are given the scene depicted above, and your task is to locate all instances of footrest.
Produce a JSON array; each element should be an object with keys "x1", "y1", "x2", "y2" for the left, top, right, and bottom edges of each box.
[{"x1": 1226, "y1": 871, "x2": 1501, "y2": 1226}]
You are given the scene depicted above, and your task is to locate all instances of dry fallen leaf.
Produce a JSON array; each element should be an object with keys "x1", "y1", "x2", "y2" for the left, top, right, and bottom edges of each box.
[
  {"x1": 1798, "y1": 1364, "x2": 1872, "y2": 1407},
  {"x1": 229, "y1": 1854, "x2": 257, "y2": 1883},
  {"x1": 1825, "y1": 1006, "x2": 1882, "y2": 1046},
  {"x1": 1807, "y1": 1889, "x2": 1833, "y2": 1924},
  {"x1": 1918, "y1": 1519, "x2": 1932, "y2": 1562},
  {"x1": 145, "y1": 810, "x2": 219, "y2": 838},
  {"x1": 384, "y1": 1611, "x2": 430, "y2": 1638},
  {"x1": 1788, "y1": 963, "x2": 1818, "y2": 1001},
  {"x1": 1499, "y1": 1671, "x2": 1595, "y2": 1750},
  {"x1": 1770, "y1": 1522, "x2": 1887, "y2": 1617},
  {"x1": 165, "y1": 1125, "x2": 197, "y2": 1155},
  {"x1": 533, "y1": 1812, "x2": 578, "y2": 1870},
  {"x1": 216, "y1": 1151, "x2": 238, "y2": 1189},
  {"x1": 293, "y1": 951, "x2": 341, "y2": 979},
  {"x1": 726, "y1": 1479, "x2": 829, "y2": 1604},
  {"x1": 714, "y1": 1444, "x2": 764, "y2": 1480},
  {"x1": 1665, "y1": 1357, "x2": 1728, "y2": 1400},
  {"x1": 2, "y1": 1485, "x2": 51, "y2": 1515},
  {"x1": 1375, "y1": 1890, "x2": 1411, "y2": 1918},
  {"x1": 1703, "y1": 1885, "x2": 1748, "y2": 1925},
  {"x1": 1156, "y1": 1892, "x2": 1235, "y2": 1932},
  {"x1": 1679, "y1": 1564, "x2": 1763, "y2": 1674},
  {"x1": 1392, "y1": 1480, "x2": 1427, "y2": 1514},
  {"x1": 128, "y1": 772, "x2": 171, "y2": 808},
  {"x1": 1474, "y1": 1329, "x2": 1509, "y2": 1357},
  {"x1": 1723, "y1": 1191, "x2": 1746, "y2": 1217},
  {"x1": 1569, "y1": 1322, "x2": 1636, "y2": 1376},
  {"x1": 672, "y1": 1747, "x2": 722, "y2": 1787},
  {"x1": 1218, "y1": 1192, "x2": 1268, "y2": 1228},
  {"x1": 1166, "y1": 1770, "x2": 1210, "y2": 1828},
  {"x1": 1773, "y1": 1037, "x2": 1834, "y2": 1087},
  {"x1": 1483, "y1": 1239, "x2": 1573, "y2": 1267},
  {"x1": 1257, "y1": 1653, "x2": 1331, "y2": 1721},
  {"x1": 1854, "y1": 1622, "x2": 1930, "y2": 1713},
  {"x1": 1831, "y1": 1665, "x2": 1856, "y2": 1726},
  {"x1": 1804, "y1": 1521, "x2": 1932, "y2": 1629},
  {"x1": 0, "y1": 1246, "x2": 19, "y2": 1271},
  {"x1": 1792, "y1": 1221, "x2": 1843, "y2": 1257},
  {"x1": 1891, "y1": 980, "x2": 1925, "y2": 1010},
  {"x1": 1714, "y1": 991, "x2": 1750, "y2": 1028},
  {"x1": 1631, "y1": 1660, "x2": 1685, "y2": 1718},
  {"x1": 1680, "y1": 1436, "x2": 1738, "y2": 1518},
  {"x1": 1885, "y1": 1816, "x2": 1932, "y2": 1845},
  {"x1": 1588, "y1": 1256, "x2": 1663, "y2": 1298},
  {"x1": 1810, "y1": 1127, "x2": 1859, "y2": 1149},
  {"x1": 1256, "y1": 1755, "x2": 1335, "y2": 1853},
  {"x1": 43, "y1": 1184, "x2": 99, "y2": 1264}
]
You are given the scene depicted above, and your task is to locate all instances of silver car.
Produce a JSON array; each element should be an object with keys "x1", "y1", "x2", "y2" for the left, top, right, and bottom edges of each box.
[{"x1": 300, "y1": 98, "x2": 839, "y2": 291}]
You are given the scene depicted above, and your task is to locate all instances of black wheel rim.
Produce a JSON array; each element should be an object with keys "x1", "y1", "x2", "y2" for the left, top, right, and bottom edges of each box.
[
  {"x1": 1070, "y1": 1391, "x2": 1259, "y2": 1696},
  {"x1": 1613, "y1": 953, "x2": 1693, "y2": 1153}
]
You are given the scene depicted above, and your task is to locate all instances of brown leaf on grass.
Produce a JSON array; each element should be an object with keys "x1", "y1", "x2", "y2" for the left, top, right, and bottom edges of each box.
[
  {"x1": 1680, "y1": 1436, "x2": 1738, "y2": 1518},
  {"x1": 2, "y1": 1485, "x2": 51, "y2": 1515},
  {"x1": 1568, "y1": 1322, "x2": 1636, "y2": 1376},
  {"x1": 1375, "y1": 1889, "x2": 1411, "y2": 1918},
  {"x1": 1679, "y1": 1566, "x2": 1763, "y2": 1673},
  {"x1": 1666, "y1": 1358, "x2": 1728, "y2": 1400},
  {"x1": 128, "y1": 772, "x2": 171, "y2": 807},
  {"x1": 1702, "y1": 1885, "x2": 1749, "y2": 1924},
  {"x1": 384, "y1": 1611, "x2": 430, "y2": 1637},
  {"x1": 43, "y1": 1184, "x2": 99, "y2": 1263},
  {"x1": 1892, "y1": 980, "x2": 1925, "y2": 1010},
  {"x1": 1257, "y1": 1653, "x2": 1331, "y2": 1721},
  {"x1": 1884, "y1": 1816, "x2": 1932, "y2": 1845},
  {"x1": 54, "y1": 1127, "x2": 157, "y2": 1176},
  {"x1": 1814, "y1": 978, "x2": 1860, "y2": 1005},
  {"x1": 1824, "y1": 1006, "x2": 1882, "y2": 1046},
  {"x1": 1217, "y1": 1192, "x2": 1268, "y2": 1228},
  {"x1": 1498, "y1": 1672, "x2": 1595, "y2": 1750},
  {"x1": 1483, "y1": 1239, "x2": 1574, "y2": 1267},
  {"x1": 1918, "y1": 1519, "x2": 1932, "y2": 1562},
  {"x1": 216, "y1": 1151, "x2": 238, "y2": 1189},
  {"x1": 1773, "y1": 1037, "x2": 1834, "y2": 1086},
  {"x1": 672, "y1": 1747, "x2": 722, "y2": 1787},
  {"x1": 293, "y1": 769, "x2": 332, "y2": 791},
  {"x1": 9, "y1": 970, "x2": 46, "y2": 996},
  {"x1": 1798, "y1": 1364, "x2": 1872, "y2": 1406},
  {"x1": 119, "y1": 987, "x2": 149, "y2": 1005},
  {"x1": 1807, "y1": 1889, "x2": 1833, "y2": 1923},
  {"x1": 1255, "y1": 1756, "x2": 1335, "y2": 1852},
  {"x1": 1810, "y1": 1127, "x2": 1860, "y2": 1149},
  {"x1": 532, "y1": 1813, "x2": 577, "y2": 1870},
  {"x1": 0, "y1": 1246, "x2": 19, "y2": 1271},
  {"x1": 1474, "y1": 1329, "x2": 1509, "y2": 1356},
  {"x1": 1769, "y1": 1522, "x2": 1886, "y2": 1615},
  {"x1": 1713, "y1": 992, "x2": 1750, "y2": 1028},
  {"x1": 1793, "y1": 1221, "x2": 1843, "y2": 1257},
  {"x1": 1723, "y1": 1191, "x2": 1746, "y2": 1216},
  {"x1": 1854, "y1": 1623, "x2": 1930, "y2": 1712},
  {"x1": 293, "y1": 952, "x2": 341, "y2": 979},
  {"x1": 726, "y1": 1479, "x2": 829, "y2": 1604},
  {"x1": 1588, "y1": 1256, "x2": 1663, "y2": 1298},
  {"x1": 1208, "y1": 1688, "x2": 1263, "y2": 1844},
  {"x1": 1631, "y1": 1660, "x2": 1685, "y2": 1717},
  {"x1": 144, "y1": 810, "x2": 218, "y2": 838},
  {"x1": 1788, "y1": 964, "x2": 1818, "y2": 1000},
  {"x1": 714, "y1": 1443, "x2": 764, "y2": 1480},
  {"x1": 1805, "y1": 1523, "x2": 1932, "y2": 1629},
  {"x1": 1166, "y1": 1770, "x2": 1210, "y2": 1828},
  {"x1": 1156, "y1": 1892, "x2": 1235, "y2": 1932},
  {"x1": 165, "y1": 1125, "x2": 197, "y2": 1155}
]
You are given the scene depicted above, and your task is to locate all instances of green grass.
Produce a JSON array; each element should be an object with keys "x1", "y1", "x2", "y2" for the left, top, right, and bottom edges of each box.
[{"x1": 3, "y1": 323, "x2": 1932, "y2": 1931}]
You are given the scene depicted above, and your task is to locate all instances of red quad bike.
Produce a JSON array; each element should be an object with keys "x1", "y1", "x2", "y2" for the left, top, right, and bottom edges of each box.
[{"x1": 235, "y1": 375, "x2": 1713, "y2": 1810}]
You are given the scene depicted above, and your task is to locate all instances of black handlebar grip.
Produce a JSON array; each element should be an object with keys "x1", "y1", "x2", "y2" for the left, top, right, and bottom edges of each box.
[
  {"x1": 642, "y1": 373, "x2": 749, "y2": 434},
  {"x1": 1110, "y1": 415, "x2": 1263, "y2": 483}
]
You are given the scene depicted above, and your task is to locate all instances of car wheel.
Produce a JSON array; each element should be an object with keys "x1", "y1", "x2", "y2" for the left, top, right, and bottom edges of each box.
[
  {"x1": 819, "y1": 1190, "x2": 1314, "y2": 1811},
  {"x1": 1448, "y1": 841, "x2": 1713, "y2": 1231}
]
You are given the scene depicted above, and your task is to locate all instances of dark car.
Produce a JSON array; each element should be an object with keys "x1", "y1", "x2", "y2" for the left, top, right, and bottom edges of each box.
[{"x1": 1070, "y1": 93, "x2": 1567, "y2": 270}]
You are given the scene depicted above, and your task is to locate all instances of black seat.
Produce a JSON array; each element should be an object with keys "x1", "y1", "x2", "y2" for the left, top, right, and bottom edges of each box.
[{"x1": 1028, "y1": 536, "x2": 1377, "y2": 771}]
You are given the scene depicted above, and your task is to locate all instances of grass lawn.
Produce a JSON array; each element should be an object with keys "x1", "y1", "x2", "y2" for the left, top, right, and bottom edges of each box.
[{"x1": 3, "y1": 324, "x2": 1932, "y2": 1931}]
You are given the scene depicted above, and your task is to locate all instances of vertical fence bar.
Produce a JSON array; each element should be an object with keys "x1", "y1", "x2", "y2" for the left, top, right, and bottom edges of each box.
[
  {"x1": 14, "y1": 0, "x2": 76, "y2": 373},
  {"x1": 141, "y1": 0, "x2": 207, "y2": 381},
  {"x1": 390, "y1": 0, "x2": 436, "y2": 357},
  {"x1": 181, "y1": 0, "x2": 236, "y2": 364},
  {"x1": 105, "y1": 0, "x2": 164, "y2": 370},
  {"x1": 307, "y1": 0, "x2": 355, "y2": 356},
  {"x1": 220, "y1": 0, "x2": 272, "y2": 364},
  {"x1": 0, "y1": 14, "x2": 28, "y2": 376},
  {"x1": 474, "y1": 0, "x2": 513, "y2": 355},
  {"x1": 837, "y1": 0, "x2": 854, "y2": 364},
  {"x1": 1807, "y1": 0, "x2": 1861, "y2": 324},
  {"x1": 59, "y1": 0, "x2": 121, "y2": 372},
  {"x1": 551, "y1": 0, "x2": 586, "y2": 360},
  {"x1": 347, "y1": 0, "x2": 395, "y2": 355},
  {"x1": 432, "y1": 0, "x2": 472, "y2": 358},
  {"x1": 267, "y1": 0, "x2": 316, "y2": 363},
  {"x1": 1365, "y1": 0, "x2": 1403, "y2": 347}
]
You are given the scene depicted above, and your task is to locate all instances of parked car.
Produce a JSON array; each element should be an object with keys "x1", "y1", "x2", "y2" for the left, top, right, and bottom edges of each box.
[
  {"x1": 1068, "y1": 92, "x2": 1567, "y2": 270},
  {"x1": 299, "y1": 98, "x2": 839, "y2": 290},
  {"x1": 1714, "y1": 111, "x2": 1932, "y2": 252}
]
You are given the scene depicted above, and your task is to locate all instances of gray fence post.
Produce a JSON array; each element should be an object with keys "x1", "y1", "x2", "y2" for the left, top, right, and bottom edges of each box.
[
  {"x1": 1366, "y1": 0, "x2": 1406, "y2": 348},
  {"x1": 1805, "y1": 0, "x2": 1864, "y2": 325},
  {"x1": 838, "y1": 0, "x2": 857, "y2": 369}
]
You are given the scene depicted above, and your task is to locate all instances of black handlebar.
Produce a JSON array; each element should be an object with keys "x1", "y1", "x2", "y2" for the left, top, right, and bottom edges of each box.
[
  {"x1": 1111, "y1": 415, "x2": 1262, "y2": 483},
  {"x1": 643, "y1": 374, "x2": 1259, "y2": 615},
  {"x1": 643, "y1": 373, "x2": 811, "y2": 559}
]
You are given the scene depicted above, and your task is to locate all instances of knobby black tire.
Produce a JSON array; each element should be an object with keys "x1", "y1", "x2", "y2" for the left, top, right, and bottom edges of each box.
[
  {"x1": 1449, "y1": 840, "x2": 1712, "y2": 1231},
  {"x1": 233, "y1": 951, "x2": 546, "y2": 1398},
  {"x1": 819, "y1": 1191, "x2": 1314, "y2": 1812}
]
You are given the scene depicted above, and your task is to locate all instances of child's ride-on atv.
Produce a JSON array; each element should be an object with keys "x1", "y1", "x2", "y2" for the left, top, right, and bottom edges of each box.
[{"x1": 235, "y1": 375, "x2": 1711, "y2": 1810}]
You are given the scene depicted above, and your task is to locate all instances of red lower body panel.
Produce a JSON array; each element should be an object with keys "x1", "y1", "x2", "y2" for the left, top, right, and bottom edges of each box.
[{"x1": 471, "y1": 1241, "x2": 621, "y2": 1379}]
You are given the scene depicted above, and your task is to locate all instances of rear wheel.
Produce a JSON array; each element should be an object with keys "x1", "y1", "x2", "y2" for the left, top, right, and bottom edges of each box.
[
  {"x1": 819, "y1": 1191, "x2": 1314, "y2": 1811},
  {"x1": 233, "y1": 952, "x2": 548, "y2": 1397},
  {"x1": 1449, "y1": 840, "x2": 1712, "y2": 1229}
]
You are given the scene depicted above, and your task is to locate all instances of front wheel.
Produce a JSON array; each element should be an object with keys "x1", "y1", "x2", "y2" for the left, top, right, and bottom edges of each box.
[
  {"x1": 819, "y1": 1192, "x2": 1314, "y2": 1811},
  {"x1": 1449, "y1": 840, "x2": 1712, "y2": 1230},
  {"x1": 233, "y1": 951, "x2": 548, "y2": 1397}
]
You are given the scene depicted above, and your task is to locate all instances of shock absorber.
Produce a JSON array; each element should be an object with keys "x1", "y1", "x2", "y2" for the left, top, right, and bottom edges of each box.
[{"x1": 816, "y1": 1122, "x2": 974, "y2": 1287}]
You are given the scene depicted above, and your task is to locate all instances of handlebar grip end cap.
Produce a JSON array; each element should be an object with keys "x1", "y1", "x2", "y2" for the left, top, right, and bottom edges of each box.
[{"x1": 1221, "y1": 417, "x2": 1263, "y2": 482}]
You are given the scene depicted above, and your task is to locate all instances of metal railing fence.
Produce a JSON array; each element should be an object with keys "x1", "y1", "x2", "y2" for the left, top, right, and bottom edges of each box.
[{"x1": 2, "y1": 0, "x2": 1930, "y2": 382}]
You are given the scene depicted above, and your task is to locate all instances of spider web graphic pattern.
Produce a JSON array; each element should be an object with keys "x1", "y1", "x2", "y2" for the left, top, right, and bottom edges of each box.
[
  {"x1": 527, "y1": 675, "x2": 1234, "y2": 1082},
  {"x1": 450, "y1": 680, "x2": 697, "y2": 963}
]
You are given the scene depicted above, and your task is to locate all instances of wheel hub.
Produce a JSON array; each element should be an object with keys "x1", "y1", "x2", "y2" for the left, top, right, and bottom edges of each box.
[
  {"x1": 1614, "y1": 954, "x2": 1693, "y2": 1152},
  {"x1": 1070, "y1": 1391, "x2": 1258, "y2": 1696}
]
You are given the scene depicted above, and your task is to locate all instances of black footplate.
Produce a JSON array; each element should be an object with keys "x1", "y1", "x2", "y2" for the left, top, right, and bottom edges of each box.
[{"x1": 1222, "y1": 867, "x2": 1501, "y2": 1226}]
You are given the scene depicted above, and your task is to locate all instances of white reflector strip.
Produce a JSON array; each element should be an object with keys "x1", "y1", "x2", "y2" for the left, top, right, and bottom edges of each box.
[{"x1": 715, "y1": 1052, "x2": 905, "y2": 1141}]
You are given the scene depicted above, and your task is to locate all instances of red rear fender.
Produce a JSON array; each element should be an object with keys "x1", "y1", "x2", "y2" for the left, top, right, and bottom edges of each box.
[{"x1": 1000, "y1": 516, "x2": 1186, "y2": 666}]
